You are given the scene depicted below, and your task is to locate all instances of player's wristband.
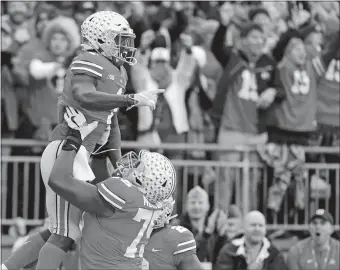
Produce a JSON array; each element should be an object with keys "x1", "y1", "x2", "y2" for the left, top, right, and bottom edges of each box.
[
  {"x1": 124, "y1": 94, "x2": 138, "y2": 107},
  {"x1": 62, "y1": 128, "x2": 82, "y2": 152}
]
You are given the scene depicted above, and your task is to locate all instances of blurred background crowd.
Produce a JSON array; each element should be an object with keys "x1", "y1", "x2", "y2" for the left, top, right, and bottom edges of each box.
[{"x1": 1, "y1": 1, "x2": 340, "y2": 268}]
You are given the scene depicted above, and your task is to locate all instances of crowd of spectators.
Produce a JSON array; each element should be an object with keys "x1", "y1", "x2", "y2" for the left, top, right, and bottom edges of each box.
[
  {"x1": 170, "y1": 186, "x2": 339, "y2": 269},
  {"x1": 8, "y1": 185, "x2": 340, "y2": 269},
  {"x1": 1, "y1": 0, "x2": 339, "y2": 243}
]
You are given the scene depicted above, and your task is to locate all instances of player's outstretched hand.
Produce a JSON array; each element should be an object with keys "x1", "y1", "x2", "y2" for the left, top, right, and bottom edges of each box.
[
  {"x1": 132, "y1": 89, "x2": 165, "y2": 110},
  {"x1": 64, "y1": 106, "x2": 98, "y2": 140}
]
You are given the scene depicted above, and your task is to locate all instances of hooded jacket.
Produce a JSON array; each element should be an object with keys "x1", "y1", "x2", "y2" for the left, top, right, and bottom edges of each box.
[
  {"x1": 19, "y1": 16, "x2": 80, "y2": 128},
  {"x1": 214, "y1": 236, "x2": 287, "y2": 270}
]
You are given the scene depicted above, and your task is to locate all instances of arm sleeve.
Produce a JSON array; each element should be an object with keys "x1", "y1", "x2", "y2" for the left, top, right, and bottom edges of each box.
[
  {"x1": 168, "y1": 10, "x2": 189, "y2": 44},
  {"x1": 29, "y1": 59, "x2": 57, "y2": 80},
  {"x1": 286, "y1": 244, "x2": 301, "y2": 270},
  {"x1": 272, "y1": 65, "x2": 287, "y2": 102},
  {"x1": 211, "y1": 23, "x2": 231, "y2": 68}
]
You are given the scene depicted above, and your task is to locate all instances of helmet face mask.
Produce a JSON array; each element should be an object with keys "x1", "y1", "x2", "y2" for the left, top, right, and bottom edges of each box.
[
  {"x1": 153, "y1": 197, "x2": 176, "y2": 229},
  {"x1": 99, "y1": 29, "x2": 137, "y2": 65},
  {"x1": 116, "y1": 151, "x2": 140, "y2": 176},
  {"x1": 81, "y1": 11, "x2": 137, "y2": 66}
]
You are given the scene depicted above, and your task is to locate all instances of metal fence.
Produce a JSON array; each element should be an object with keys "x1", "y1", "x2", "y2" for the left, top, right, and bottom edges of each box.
[{"x1": 1, "y1": 139, "x2": 339, "y2": 230}]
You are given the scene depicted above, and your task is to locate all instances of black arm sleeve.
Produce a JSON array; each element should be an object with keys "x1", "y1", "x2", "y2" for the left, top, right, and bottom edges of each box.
[
  {"x1": 211, "y1": 23, "x2": 231, "y2": 68},
  {"x1": 168, "y1": 10, "x2": 189, "y2": 43}
]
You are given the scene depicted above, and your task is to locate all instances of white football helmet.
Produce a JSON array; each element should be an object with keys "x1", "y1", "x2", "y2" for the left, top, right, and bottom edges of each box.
[
  {"x1": 81, "y1": 11, "x2": 137, "y2": 65},
  {"x1": 117, "y1": 150, "x2": 177, "y2": 204}
]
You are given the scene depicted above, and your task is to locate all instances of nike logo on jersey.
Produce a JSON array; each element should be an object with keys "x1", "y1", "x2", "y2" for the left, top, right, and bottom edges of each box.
[{"x1": 152, "y1": 248, "x2": 162, "y2": 252}]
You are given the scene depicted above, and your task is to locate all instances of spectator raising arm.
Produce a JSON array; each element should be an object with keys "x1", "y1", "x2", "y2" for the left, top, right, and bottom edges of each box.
[
  {"x1": 211, "y1": 2, "x2": 234, "y2": 67},
  {"x1": 29, "y1": 59, "x2": 61, "y2": 80},
  {"x1": 167, "y1": 2, "x2": 189, "y2": 44}
]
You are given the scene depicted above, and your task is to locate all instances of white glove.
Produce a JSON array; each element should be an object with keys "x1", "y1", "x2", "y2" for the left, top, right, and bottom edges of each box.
[
  {"x1": 64, "y1": 106, "x2": 98, "y2": 140},
  {"x1": 128, "y1": 89, "x2": 165, "y2": 111},
  {"x1": 257, "y1": 88, "x2": 277, "y2": 109}
]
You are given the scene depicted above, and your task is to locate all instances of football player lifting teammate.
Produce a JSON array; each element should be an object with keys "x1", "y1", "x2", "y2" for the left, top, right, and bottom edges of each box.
[
  {"x1": 2, "y1": 11, "x2": 164, "y2": 270},
  {"x1": 47, "y1": 108, "x2": 176, "y2": 270}
]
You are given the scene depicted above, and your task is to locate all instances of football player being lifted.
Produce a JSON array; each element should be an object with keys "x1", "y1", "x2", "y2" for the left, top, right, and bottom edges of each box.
[
  {"x1": 48, "y1": 108, "x2": 177, "y2": 270},
  {"x1": 2, "y1": 11, "x2": 164, "y2": 270}
]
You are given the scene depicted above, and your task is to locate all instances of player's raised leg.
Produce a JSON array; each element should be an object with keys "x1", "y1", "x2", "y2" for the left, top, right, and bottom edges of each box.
[
  {"x1": 1, "y1": 229, "x2": 51, "y2": 270},
  {"x1": 35, "y1": 140, "x2": 84, "y2": 270}
]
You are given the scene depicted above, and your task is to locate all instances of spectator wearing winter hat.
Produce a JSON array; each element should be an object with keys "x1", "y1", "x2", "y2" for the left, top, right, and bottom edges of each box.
[
  {"x1": 210, "y1": 5, "x2": 276, "y2": 212},
  {"x1": 73, "y1": 1, "x2": 98, "y2": 27},
  {"x1": 13, "y1": 16, "x2": 80, "y2": 154},
  {"x1": 286, "y1": 209, "x2": 340, "y2": 270},
  {"x1": 259, "y1": 31, "x2": 339, "y2": 213}
]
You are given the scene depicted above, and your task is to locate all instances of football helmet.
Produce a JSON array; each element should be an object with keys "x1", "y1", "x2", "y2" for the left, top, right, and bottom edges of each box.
[
  {"x1": 81, "y1": 11, "x2": 137, "y2": 65},
  {"x1": 117, "y1": 150, "x2": 176, "y2": 204}
]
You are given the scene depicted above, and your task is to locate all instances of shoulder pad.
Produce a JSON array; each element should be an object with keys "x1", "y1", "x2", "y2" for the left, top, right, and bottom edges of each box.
[
  {"x1": 97, "y1": 177, "x2": 135, "y2": 210},
  {"x1": 70, "y1": 52, "x2": 105, "y2": 79},
  {"x1": 169, "y1": 226, "x2": 196, "y2": 256}
]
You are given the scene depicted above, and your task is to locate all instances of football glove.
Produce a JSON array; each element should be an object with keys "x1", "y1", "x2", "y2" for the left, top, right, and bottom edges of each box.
[
  {"x1": 64, "y1": 106, "x2": 98, "y2": 140},
  {"x1": 127, "y1": 89, "x2": 165, "y2": 111}
]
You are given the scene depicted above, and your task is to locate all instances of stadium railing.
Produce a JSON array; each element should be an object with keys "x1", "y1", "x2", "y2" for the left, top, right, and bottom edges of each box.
[{"x1": 1, "y1": 139, "x2": 339, "y2": 230}]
